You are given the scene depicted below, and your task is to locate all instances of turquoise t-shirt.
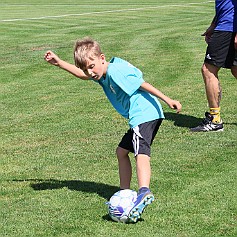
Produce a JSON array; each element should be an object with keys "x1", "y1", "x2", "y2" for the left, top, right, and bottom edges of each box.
[{"x1": 95, "y1": 57, "x2": 164, "y2": 128}]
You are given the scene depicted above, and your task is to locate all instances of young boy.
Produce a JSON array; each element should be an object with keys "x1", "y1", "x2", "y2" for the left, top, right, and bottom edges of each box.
[{"x1": 44, "y1": 37, "x2": 182, "y2": 223}]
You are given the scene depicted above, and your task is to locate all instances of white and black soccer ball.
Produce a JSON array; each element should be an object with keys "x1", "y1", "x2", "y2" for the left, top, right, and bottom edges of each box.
[{"x1": 107, "y1": 189, "x2": 137, "y2": 223}]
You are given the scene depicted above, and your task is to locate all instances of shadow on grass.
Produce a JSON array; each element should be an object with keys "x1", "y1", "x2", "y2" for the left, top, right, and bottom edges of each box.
[
  {"x1": 102, "y1": 214, "x2": 144, "y2": 224},
  {"x1": 165, "y1": 112, "x2": 237, "y2": 128},
  {"x1": 224, "y1": 122, "x2": 237, "y2": 126},
  {"x1": 164, "y1": 112, "x2": 202, "y2": 128},
  {"x1": 13, "y1": 179, "x2": 119, "y2": 200}
]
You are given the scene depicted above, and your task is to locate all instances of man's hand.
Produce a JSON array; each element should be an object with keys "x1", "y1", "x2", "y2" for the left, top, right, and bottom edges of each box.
[{"x1": 201, "y1": 24, "x2": 215, "y2": 44}]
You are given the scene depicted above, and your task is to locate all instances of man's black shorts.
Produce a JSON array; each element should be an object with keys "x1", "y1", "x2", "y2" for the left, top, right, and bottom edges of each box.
[
  {"x1": 204, "y1": 31, "x2": 237, "y2": 69},
  {"x1": 118, "y1": 119, "x2": 163, "y2": 157}
]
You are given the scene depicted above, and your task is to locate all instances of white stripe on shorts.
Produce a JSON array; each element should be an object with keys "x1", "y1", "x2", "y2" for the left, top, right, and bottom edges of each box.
[{"x1": 132, "y1": 126, "x2": 143, "y2": 156}]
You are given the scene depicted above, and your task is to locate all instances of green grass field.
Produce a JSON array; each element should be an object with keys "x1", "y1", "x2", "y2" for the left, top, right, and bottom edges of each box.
[{"x1": 1, "y1": 0, "x2": 237, "y2": 236}]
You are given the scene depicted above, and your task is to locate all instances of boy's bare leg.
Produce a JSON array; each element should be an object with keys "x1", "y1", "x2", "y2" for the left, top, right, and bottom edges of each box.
[
  {"x1": 128, "y1": 154, "x2": 153, "y2": 223},
  {"x1": 116, "y1": 147, "x2": 132, "y2": 190},
  {"x1": 136, "y1": 154, "x2": 151, "y2": 189}
]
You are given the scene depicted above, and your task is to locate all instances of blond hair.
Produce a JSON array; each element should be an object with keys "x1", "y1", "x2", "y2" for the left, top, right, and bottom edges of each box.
[{"x1": 74, "y1": 37, "x2": 102, "y2": 69}]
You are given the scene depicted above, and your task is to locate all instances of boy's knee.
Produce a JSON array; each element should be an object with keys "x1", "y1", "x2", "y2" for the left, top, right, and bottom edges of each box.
[
  {"x1": 231, "y1": 66, "x2": 237, "y2": 79},
  {"x1": 116, "y1": 146, "x2": 129, "y2": 158}
]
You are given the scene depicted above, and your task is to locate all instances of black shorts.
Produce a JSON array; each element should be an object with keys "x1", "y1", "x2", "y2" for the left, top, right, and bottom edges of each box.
[
  {"x1": 204, "y1": 31, "x2": 237, "y2": 69},
  {"x1": 118, "y1": 119, "x2": 163, "y2": 157}
]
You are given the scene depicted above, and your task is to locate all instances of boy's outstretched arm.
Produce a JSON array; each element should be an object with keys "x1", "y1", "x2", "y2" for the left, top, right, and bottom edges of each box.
[
  {"x1": 140, "y1": 82, "x2": 182, "y2": 113},
  {"x1": 44, "y1": 50, "x2": 89, "y2": 80}
]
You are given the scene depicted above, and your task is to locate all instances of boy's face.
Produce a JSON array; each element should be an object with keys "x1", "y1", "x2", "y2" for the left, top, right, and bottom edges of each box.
[{"x1": 83, "y1": 54, "x2": 106, "y2": 80}]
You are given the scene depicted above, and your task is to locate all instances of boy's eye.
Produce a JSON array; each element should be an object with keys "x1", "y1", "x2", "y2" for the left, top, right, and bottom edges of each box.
[{"x1": 83, "y1": 64, "x2": 95, "y2": 74}]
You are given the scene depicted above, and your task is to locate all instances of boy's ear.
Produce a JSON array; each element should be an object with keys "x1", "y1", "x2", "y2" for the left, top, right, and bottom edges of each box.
[{"x1": 100, "y1": 54, "x2": 106, "y2": 63}]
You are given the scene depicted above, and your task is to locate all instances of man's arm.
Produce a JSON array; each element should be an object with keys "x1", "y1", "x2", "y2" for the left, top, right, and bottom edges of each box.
[
  {"x1": 235, "y1": 33, "x2": 237, "y2": 50},
  {"x1": 202, "y1": 15, "x2": 216, "y2": 43}
]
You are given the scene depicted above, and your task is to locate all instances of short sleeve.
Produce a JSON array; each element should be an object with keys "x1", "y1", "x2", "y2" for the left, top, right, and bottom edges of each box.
[{"x1": 109, "y1": 63, "x2": 144, "y2": 96}]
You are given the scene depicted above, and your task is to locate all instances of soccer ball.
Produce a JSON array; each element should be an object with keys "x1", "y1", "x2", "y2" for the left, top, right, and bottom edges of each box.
[{"x1": 107, "y1": 189, "x2": 137, "y2": 223}]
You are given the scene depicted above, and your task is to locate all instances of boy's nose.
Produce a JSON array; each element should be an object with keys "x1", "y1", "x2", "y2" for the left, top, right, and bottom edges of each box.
[{"x1": 87, "y1": 69, "x2": 93, "y2": 75}]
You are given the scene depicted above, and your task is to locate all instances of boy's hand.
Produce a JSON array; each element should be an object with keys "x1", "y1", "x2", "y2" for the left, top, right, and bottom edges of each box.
[
  {"x1": 44, "y1": 50, "x2": 61, "y2": 66},
  {"x1": 168, "y1": 100, "x2": 182, "y2": 113}
]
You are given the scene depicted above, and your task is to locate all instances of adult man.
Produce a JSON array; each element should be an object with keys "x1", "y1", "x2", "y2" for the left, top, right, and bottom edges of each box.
[{"x1": 191, "y1": 0, "x2": 237, "y2": 132}]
